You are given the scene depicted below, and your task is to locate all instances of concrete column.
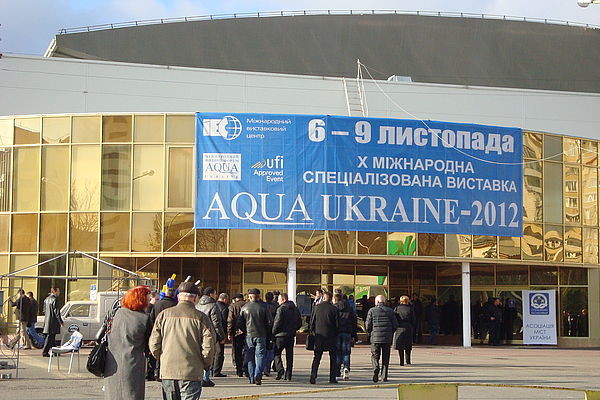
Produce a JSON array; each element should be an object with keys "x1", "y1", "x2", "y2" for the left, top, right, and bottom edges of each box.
[
  {"x1": 462, "y1": 262, "x2": 471, "y2": 348},
  {"x1": 287, "y1": 258, "x2": 297, "y2": 304}
]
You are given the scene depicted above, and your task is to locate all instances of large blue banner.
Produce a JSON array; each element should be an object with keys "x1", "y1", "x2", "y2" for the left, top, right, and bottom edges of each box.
[{"x1": 195, "y1": 113, "x2": 523, "y2": 236}]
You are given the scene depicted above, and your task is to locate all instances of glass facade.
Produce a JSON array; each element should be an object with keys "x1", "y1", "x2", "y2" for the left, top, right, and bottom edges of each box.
[{"x1": 0, "y1": 114, "x2": 595, "y2": 341}]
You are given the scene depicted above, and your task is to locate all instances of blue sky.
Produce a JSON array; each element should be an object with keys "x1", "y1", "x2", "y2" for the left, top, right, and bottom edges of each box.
[{"x1": 1, "y1": 0, "x2": 600, "y2": 55}]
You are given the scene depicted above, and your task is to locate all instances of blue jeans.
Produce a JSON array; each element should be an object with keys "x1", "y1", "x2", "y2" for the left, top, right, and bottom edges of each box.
[
  {"x1": 26, "y1": 326, "x2": 45, "y2": 348},
  {"x1": 161, "y1": 379, "x2": 202, "y2": 400},
  {"x1": 336, "y1": 333, "x2": 352, "y2": 371},
  {"x1": 263, "y1": 348, "x2": 274, "y2": 374},
  {"x1": 245, "y1": 336, "x2": 267, "y2": 382},
  {"x1": 203, "y1": 367, "x2": 211, "y2": 382}
]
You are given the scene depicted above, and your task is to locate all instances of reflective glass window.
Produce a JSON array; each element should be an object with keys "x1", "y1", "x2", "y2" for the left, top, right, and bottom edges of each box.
[
  {"x1": 524, "y1": 131, "x2": 542, "y2": 159},
  {"x1": 196, "y1": 229, "x2": 227, "y2": 252},
  {"x1": 544, "y1": 162, "x2": 563, "y2": 224},
  {"x1": 0, "y1": 148, "x2": 11, "y2": 211},
  {"x1": 11, "y1": 214, "x2": 38, "y2": 252},
  {"x1": 0, "y1": 214, "x2": 9, "y2": 252},
  {"x1": 67, "y1": 279, "x2": 97, "y2": 301},
  {"x1": 40, "y1": 213, "x2": 68, "y2": 252},
  {"x1": 564, "y1": 166, "x2": 580, "y2": 224},
  {"x1": 13, "y1": 147, "x2": 40, "y2": 211},
  {"x1": 544, "y1": 135, "x2": 562, "y2": 162},
  {"x1": 0, "y1": 118, "x2": 13, "y2": 146},
  {"x1": 0, "y1": 255, "x2": 8, "y2": 276},
  {"x1": 166, "y1": 115, "x2": 194, "y2": 142},
  {"x1": 498, "y1": 236, "x2": 520, "y2": 260},
  {"x1": 563, "y1": 138, "x2": 581, "y2": 164},
  {"x1": 230, "y1": 229, "x2": 260, "y2": 252},
  {"x1": 322, "y1": 263, "x2": 354, "y2": 286},
  {"x1": 42, "y1": 116, "x2": 70, "y2": 144},
  {"x1": 560, "y1": 287, "x2": 588, "y2": 337},
  {"x1": 496, "y1": 265, "x2": 528, "y2": 285},
  {"x1": 243, "y1": 262, "x2": 287, "y2": 290},
  {"x1": 297, "y1": 262, "x2": 321, "y2": 284},
  {"x1": 69, "y1": 213, "x2": 99, "y2": 251},
  {"x1": 531, "y1": 265, "x2": 558, "y2": 285},
  {"x1": 389, "y1": 261, "x2": 411, "y2": 286},
  {"x1": 163, "y1": 213, "x2": 194, "y2": 252},
  {"x1": 412, "y1": 264, "x2": 436, "y2": 286},
  {"x1": 262, "y1": 229, "x2": 292, "y2": 253},
  {"x1": 71, "y1": 145, "x2": 101, "y2": 210},
  {"x1": 133, "y1": 145, "x2": 164, "y2": 210},
  {"x1": 582, "y1": 140, "x2": 598, "y2": 166},
  {"x1": 356, "y1": 263, "x2": 388, "y2": 287},
  {"x1": 544, "y1": 225, "x2": 563, "y2": 262},
  {"x1": 523, "y1": 160, "x2": 542, "y2": 222},
  {"x1": 101, "y1": 145, "x2": 131, "y2": 210},
  {"x1": 39, "y1": 254, "x2": 67, "y2": 276},
  {"x1": 417, "y1": 233, "x2": 444, "y2": 256},
  {"x1": 387, "y1": 232, "x2": 416, "y2": 256},
  {"x1": 564, "y1": 226, "x2": 582, "y2": 263},
  {"x1": 445, "y1": 234, "x2": 472, "y2": 257},
  {"x1": 582, "y1": 167, "x2": 598, "y2": 226},
  {"x1": 100, "y1": 213, "x2": 130, "y2": 251},
  {"x1": 437, "y1": 264, "x2": 461, "y2": 285},
  {"x1": 167, "y1": 147, "x2": 193, "y2": 208},
  {"x1": 134, "y1": 115, "x2": 164, "y2": 142},
  {"x1": 72, "y1": 116, "x2": 101, "y2": 143},
  {"x1": 10, "y1": 254, "x2": 37, "y2": 277},
  {"x1": 522, "y1": 223, "x2": 543, "y2": 260},
  {"x1": 103, "y1": 116, "x2": 132, "y2": 142},
  {"x1": 326, "y1": 231, "x2": 356, "y2": 254},
  {"x1": 472, "y1": 235, "x2": 497, "y2": 258},
  {"x1": 471, "y1": 264, "x2": 494, "y2": 285},
  {"x1": 357, "y1": 231, "x2": 386, "y2": 255},
  {"x1": 41, "y1": 146, "x2": 69, "y2": 211},
  {"x1": 560, "y1": 267, "x2": 588, "y2": 285},
  {"x1": 14, "y1": 117, "x2": 40, "y2": 145},
  {"x1": 583, "y1": 228, "x2": 599, "y2": 265},
  {"x1": 131, "y1": 212, "x2": 162, "y2": 252},
  {"x1": 294, "y1": 230, "x2": 325, "y2": 254}
]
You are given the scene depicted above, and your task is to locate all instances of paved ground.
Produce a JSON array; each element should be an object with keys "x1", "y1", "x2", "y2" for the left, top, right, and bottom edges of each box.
[{"x1": 1, "y1": 344, "x2": 598, "y2": 399}]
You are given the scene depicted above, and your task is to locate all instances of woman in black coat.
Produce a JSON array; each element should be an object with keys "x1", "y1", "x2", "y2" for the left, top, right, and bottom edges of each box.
[{"x1": 393, "y1": 295, "x2": 415, "y2": 366}]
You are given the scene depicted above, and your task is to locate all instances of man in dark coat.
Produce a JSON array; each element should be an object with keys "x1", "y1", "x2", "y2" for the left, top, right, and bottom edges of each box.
[
  {"x1": 213, "y1": 292, "x2": 229, "y2": 377},
  {"x1": 425, "y1": 297, "x2": 442, "y2": 345},
  {"x1": 262, "y1": 292, "x2": 277, "y2": 376},
  {"x1": 150, "y1": 288, "x2": 177, "y2": 324},
  {"x1": 410, "y1": 293, "x2": 423, "y2": 344},
  {"x1": 333, "y1": 292, "x2": 357, "y2": 381},
  {"x1": 272, "y1": 293, "x2": 302, "y2": 381},
  {"x1": 309, "y1": 291, "x2": 339, "y2": 384},
  {"x1": 487, "y1": 298, "x2": 503, "y2": 346},
  {"x1": 8, "y1": 289, "x2": 32, "y2": 349},
  {"x1": 42, "y1": 287, "x2": 63, "y2": 357},
  {"x1": 196, "y1": 287, "x2": 226, "y2": 387},
  {"x1": 366, "y1": 294, "x2": 398, "y2": 382},
  {"x1": 237, "y1": 288, "x2": 272, "y2": 385},
  {"x1": 227, "y1": 293, "x2": 247, "y2": 377},
  {"x1": 26, "y1": 291, "x2": 44, "y2": 348}
]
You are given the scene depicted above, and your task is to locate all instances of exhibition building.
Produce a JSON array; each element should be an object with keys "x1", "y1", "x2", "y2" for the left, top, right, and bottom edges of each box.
[{"x1": 0, "y1": 11, "x2": 599, "y2": 347}]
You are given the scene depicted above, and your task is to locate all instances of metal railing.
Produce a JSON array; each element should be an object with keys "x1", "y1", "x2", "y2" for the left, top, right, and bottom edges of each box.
[{"x1": 56, "y1": 9, "x2": 600, "y2": 35}]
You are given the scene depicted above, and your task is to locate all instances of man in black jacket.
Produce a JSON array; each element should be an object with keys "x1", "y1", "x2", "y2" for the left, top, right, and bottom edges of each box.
[
  {"x1": 197, "y1": 287, "x2": 226, "y2": 387},
  {"x1": 7, "y1": 290, "x2": 32, "y2": 350},
  {"x1": 272, "y1": 293, "x2": 302, "y2": 381},
  {"x1": 309, "y1": 291, "x2": 339, "y2": 384},
  {"x1": 366, "y1": 295, "x2": 398, "y2": 382},
  {"x1": 228, "y1": 293, "x2": 247, "y2": 377},
  {"x1": 150, "y1": 288, "x2": 177, "y2": 324},
  {"x1": 333, "y1": 292, "x2": 356, "y2": 381},
  {"x1": 213, "y1": 292, "x2": 229, "y2": 377},
  {"x1": 42, "y1": 287, "x2": 63, "y2": 357},
  {"x1": 238, "y1": 288, "x2": 272, "y2": 385},
  {"x1": 488, "y1": 298, "x2": 503, "y2": 346}
]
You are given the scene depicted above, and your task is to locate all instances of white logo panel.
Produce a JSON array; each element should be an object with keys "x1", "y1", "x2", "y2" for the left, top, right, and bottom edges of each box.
[{"x1": 203, "y1": 153, "x2": 241, "y2": 181}]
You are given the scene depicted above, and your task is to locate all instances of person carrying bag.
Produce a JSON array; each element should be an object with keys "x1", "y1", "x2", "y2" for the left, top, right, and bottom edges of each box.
[{"x1": 87, "y1": 300, "x2": 120, "y2": 377}]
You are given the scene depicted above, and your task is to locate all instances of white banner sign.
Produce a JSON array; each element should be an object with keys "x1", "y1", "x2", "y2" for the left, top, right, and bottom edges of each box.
[{"x1": 522, "y1": 290, "x2": 557, "y2": 345}]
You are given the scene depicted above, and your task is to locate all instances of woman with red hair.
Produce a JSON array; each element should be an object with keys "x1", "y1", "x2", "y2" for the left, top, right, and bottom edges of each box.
[{"x1": 104, "y1": 286, "x2": 152, "y2": 400}]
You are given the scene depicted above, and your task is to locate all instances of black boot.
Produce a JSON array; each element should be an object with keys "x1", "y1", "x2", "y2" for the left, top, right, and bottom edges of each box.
[
  {"x1": 381, "y1": 365, "x2": 388, "y2": 382},
  {"x1": 406, "y1": 350, "x2": 411, "y2": 365},
  {"x1": 399, "y1": 350, "x2": 404, "y2": 366},
  {"x1": 373, "y1": 368, "x2": 379, "y2": 383}
]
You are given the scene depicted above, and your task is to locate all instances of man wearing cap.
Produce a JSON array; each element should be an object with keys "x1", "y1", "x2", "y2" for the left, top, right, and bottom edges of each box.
[
  {"x1": 196, "y1": 287, "x2": 226, "y2": 387},
  {"x1": 227, "y1": 293, "x2": 247, "y2": 377},
  {"x1": 237, "y1": 288, "x2": 273, "y2": 385},
  {"x1": 150, "y1": 282, "x2": 215, "y2": 400}
]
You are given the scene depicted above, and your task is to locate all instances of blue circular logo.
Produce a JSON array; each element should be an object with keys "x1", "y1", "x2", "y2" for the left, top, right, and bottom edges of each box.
[{"x1": 222, "y1": 116, "x2": 242, "y2": 140}]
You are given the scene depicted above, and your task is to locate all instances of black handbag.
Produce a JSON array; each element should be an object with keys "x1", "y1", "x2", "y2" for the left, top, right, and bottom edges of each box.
[
  {"x1": 305, "y1": 334, "x2": 315, "y2": 351},
  {"x1": 86, "y1": 340, "x2": 108, "y2": 377}
]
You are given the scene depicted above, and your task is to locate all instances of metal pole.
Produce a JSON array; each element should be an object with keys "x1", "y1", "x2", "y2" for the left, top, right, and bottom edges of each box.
[
  {"x1": 287, "y1": 258, "x2": 297, "y2": 304},
  {"x1": 461, "y1": 262, "x2": 471, "y2": 348}
]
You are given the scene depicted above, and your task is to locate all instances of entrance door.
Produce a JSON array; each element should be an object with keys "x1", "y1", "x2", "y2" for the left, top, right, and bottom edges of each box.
[{"x1": 470, "y1": 288, "x2": 525, "y2": 343}]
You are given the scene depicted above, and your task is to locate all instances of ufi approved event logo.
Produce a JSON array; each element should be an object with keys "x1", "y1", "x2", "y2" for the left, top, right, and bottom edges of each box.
[
  {"x1": 529, "y1": 293, "x2": 549, "y2": 315},
  {"x1": 202, "y1": 116, "x2": 242, "y2": 140},
  {"x1": 203, "y1": 153, "x2": 241, "y2": 181}
]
